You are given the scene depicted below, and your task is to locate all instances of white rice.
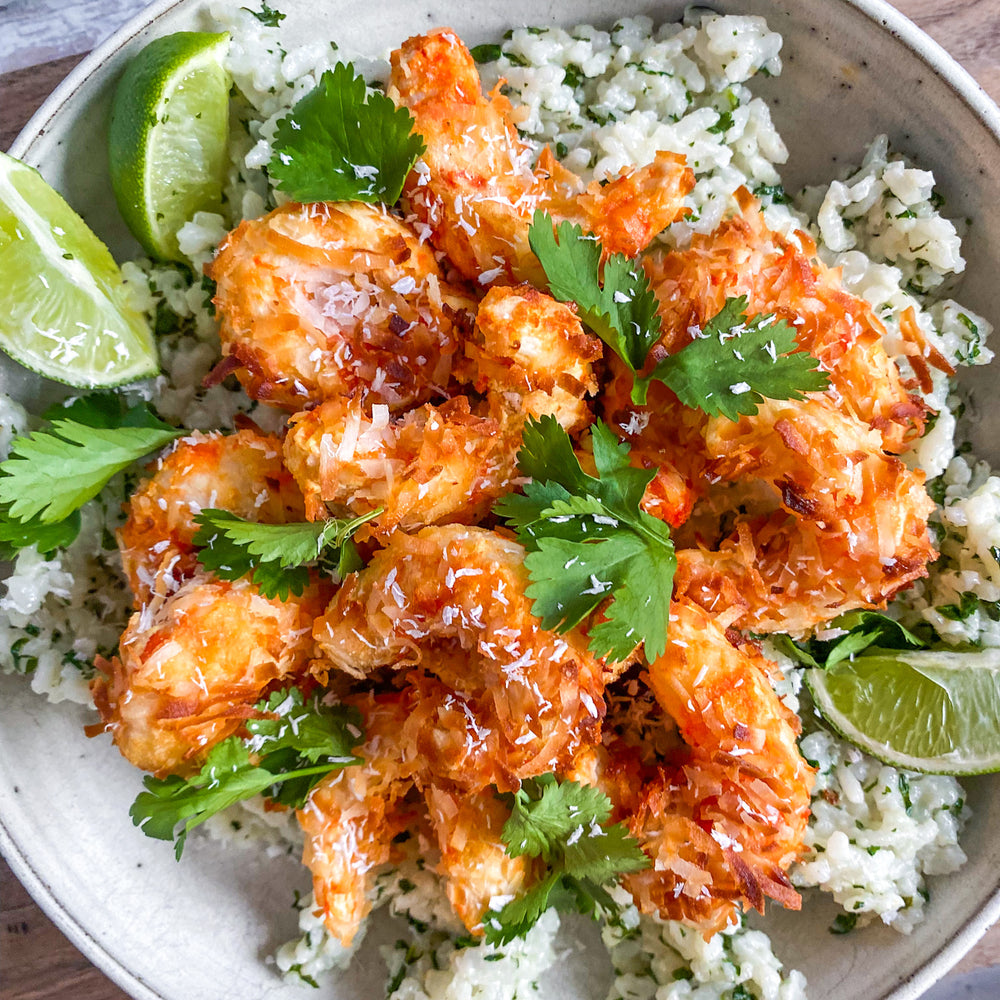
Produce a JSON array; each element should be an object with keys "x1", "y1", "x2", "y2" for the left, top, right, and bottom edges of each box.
[
  {"x1": 896, "y1": 455, "x2": 1000, "y2": 647},
  {"x1": 382, "y1": 908, "x2": 561, "y2": 1000},
  {"x1": 792, "y1": 730, "x2": 969, "y2": 933},
  {"x1": 1, "y1": 6, "x2": 996, "y2": 998},
  {"x1": 276, "y1": 860, "x2": 807, "y2": 1000},
  {"x1": 201, "y1": 795, "x2": 304, "y2": 858},
  {"x1": 603, "y1": 888, "x2": 806, "y2": 1000},
  {"x1": 480, "y1": 13, "x2": 786, "y2": 243}
]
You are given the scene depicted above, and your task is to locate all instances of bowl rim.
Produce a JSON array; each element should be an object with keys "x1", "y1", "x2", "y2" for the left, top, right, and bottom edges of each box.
[{"x1": 4, "y1": 0, "x2": 1000, "y2": 997}]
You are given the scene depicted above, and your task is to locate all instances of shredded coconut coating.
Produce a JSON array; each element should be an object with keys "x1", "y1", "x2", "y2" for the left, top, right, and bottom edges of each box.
[
  {"x1": 389, "y1": 28, "x2": 693, "y2": 288},
  {"x1": 90, "y1": 573, "x2": 329, "y2": 776},
  {"x1": 118, "y1": 428, "x2": 306, "y2": 605},
  {"x1": 208, "y1": 200, "x2": 477, "y2": 411}
]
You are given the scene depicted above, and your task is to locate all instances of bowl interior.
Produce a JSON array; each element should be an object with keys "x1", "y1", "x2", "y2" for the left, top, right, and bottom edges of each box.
[{"x1": 3, "y1": 1, "x2": 1000, "y2": 998}]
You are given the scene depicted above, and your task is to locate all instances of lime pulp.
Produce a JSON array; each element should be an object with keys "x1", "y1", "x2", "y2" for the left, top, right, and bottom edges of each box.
[
  {"x1": 0, "y1": 151, "x2": 158, "y2": 388},
  {"x1": 805, "y1": 647, "x2": 1000, "y2": 775}
]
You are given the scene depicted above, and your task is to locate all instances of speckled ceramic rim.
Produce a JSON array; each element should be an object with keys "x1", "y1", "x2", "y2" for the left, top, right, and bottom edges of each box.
[{"x1": 4, "y1": 1, "x2": 1000, "y2": 997}]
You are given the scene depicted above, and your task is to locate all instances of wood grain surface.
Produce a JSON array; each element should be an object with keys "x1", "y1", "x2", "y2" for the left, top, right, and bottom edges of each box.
[{"x1": 3, "y1": 1, "x2": 1000, "y2": 998}]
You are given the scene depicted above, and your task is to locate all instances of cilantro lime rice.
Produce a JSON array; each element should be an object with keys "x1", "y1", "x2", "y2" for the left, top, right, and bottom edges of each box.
[{"x1": 1, "y1": 5, "x2": 996, "y2": 999}]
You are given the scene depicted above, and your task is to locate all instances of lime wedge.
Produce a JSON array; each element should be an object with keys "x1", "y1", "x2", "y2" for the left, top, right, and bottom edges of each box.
[
  {"x1": 0, "y1": 151, "x2": 158, "y2": 387},
  {"x1": 805, "y1": 648, "x2": 1000, "y2": 774},
  {"x1": 108, "y1": 31, "x2": 230, "y2": 262}
]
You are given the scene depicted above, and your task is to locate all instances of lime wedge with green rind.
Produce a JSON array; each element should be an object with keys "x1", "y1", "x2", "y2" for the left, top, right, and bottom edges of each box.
[
  {"x1": 0, "y1": 151, "x2": 158, "y2": 388},
  {"x1": 108, "y1": 31, "x2": 231, "y2": 262},
  {"x1": 805, "y1": 647, "x2": 1000, "y2": 775}
]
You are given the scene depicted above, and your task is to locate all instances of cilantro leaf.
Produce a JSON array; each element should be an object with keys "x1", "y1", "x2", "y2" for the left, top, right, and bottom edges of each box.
[
  {"x1": 192, "y1": 507, "x2": 379, "y2": 600},
  {"x1": 528, "y1": 212, "x2": 829, "y2": 414},
  {"x1": 483, "y1": 872, "x2": 562, "y2": 945},
  {"x1": 0, "y1": 404, "x2": 183, "y2": 525},
  {"x1": 245, "y1": 688, "x2": 361, "y2": 766},
  {"x1": 269, "y1": 63, "x2": 425, "y2": 204},
  {"x1": 244, "y1": 688, "x2": 363, "y2": 808},
  {"x1": 470, "y1": 43, "x2": 503, "y2": 64},
  {"x1": 130, "y1": 739, "x2": 286, "y2": 858},
  {"x1": 42, "y1": 393, "x2": 174, "y2": 432},
  {"x1": 562, "y1": 822, "x2": 649, "y2": 883},
  {"x1": 649, "y1": 296, "x2": 830, "y2": 420},
  {"x1": 776, "y1": 610, "x2": 926, "y2": 670},
  {"x1": 529, "y1": 212, "x2": 661, "y2": 376},
  {"x1": 483, "y1": 776, "x2": 648, "y2": 945},
  {"x1": 242, "y1": 0, "x2": 285, "y2": 25},
  {"x1": 494, "y1": 416, "x2": 675, "y2": 661},
  {"x1": 502, "y1": 773, "x2": 610, "y2": 860},
  {"x1": 586, "y1": 530, "x2": 676, "y2": 663},
  {"x1": 332, "y1": 536, "x2": 364, "y2": 578},
  {"x1": 523, "y1": 509, "x2": 648, "y2": 633},
  {"x1": 0, "y1": 508, "x2": 81, "y2": 558},
  {"x1": 130, "y1": 688, "x2": 363, "y2": 858}
]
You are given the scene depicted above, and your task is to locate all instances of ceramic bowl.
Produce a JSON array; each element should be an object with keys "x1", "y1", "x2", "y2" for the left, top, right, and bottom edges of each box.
[{"x1": 3, "y1": 1, "x2": 1000, "y2": 998}]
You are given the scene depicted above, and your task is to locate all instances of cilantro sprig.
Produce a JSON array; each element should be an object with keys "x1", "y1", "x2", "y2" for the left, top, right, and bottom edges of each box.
[
  {"x1": 269, "y1": 62, "x2": 426, "y2": 204},
  {"x1": 192, "y1": 507, "x2": 380, "y2": 600},
  {"x1": 483, "y1": 775, "x2": 648, "y2": 945},
  {"x1": 130, "y1": 688, "x2": 363, "y2": 858},
  {"x1": 495, "y1": 416, "x2": 675, "y2": 662},
  {"x1": 528, "y1": 212, "x2": 829, "y2": 411},
  {"x1": 242, "y1": 0, "x2": 285, "y2": 25},
  {"x1": 772, "y1": 610, "x2": 926, "y2": 670},
  {"x1": 649, "y1": 296, "x2": 831, "y2": 420},
  {"x1": 0, "y1": 394, "x2": 182, "y2": 528},
  {"x1": 528, "y1": 211, "x2": 661, "y2": 376}
]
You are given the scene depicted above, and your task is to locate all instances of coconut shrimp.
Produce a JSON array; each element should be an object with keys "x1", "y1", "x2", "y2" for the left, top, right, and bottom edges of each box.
[
  {"x1": 299, "y1": 691, "x2": 420, "y2": 946},
  {"x1": 118, "y1": 429, "x2": 306, "y2": 606},
  {"x1": 570, "y1": 600, "x2": 812, "y2": 935},
  {"x1": 89, "y1": 574, "x2": 328, "y2": 776},
  {"x1": 462, "y1": 284, "x2": 602, "y2": 433},
  {"x1": 282, "y1": 394, "x2": 518, "y2": 535},
  {"x1": 603, "y1": 190, "x2": 927, "y2": 523},
  {"x1": 605, "y1": 378, "x2": 936, "y2": 632},
  {"x1": 300, "y1": 687, "x2": 534, "y2": 945},
  {"x1": 601, "y1": 197, "x2": 936, "y2": 631},
  {"x1": 313, "y1": 525, "x2": 607, "y2": 791},
  {"x1": 388, "y1": 29, "x2": 694, "y2": 287},
  {"x1": 643, "y1": 190, "x2": 926, "y2": 452},
  {"x1": 283, "y1": 283, "x2": 601, "y2": 534},
  {"x1": 207, "y1": 200, "x2": 477, "y2": 412},
  {"x1": 423, "y1": 785, "x2": 534, "y2": 932}
]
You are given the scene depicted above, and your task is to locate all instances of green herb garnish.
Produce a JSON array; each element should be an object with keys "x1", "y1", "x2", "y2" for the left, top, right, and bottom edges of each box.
[
  {"x1": 269, "y1": 62, "x2": 425, "y2": 204},
  {"x1": 495, "y1": 416, "x2": 675, "y2": 662}
]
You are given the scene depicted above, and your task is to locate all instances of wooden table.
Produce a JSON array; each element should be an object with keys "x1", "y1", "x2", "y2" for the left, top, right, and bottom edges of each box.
[{"x1": 2, "y1": 1, "x2": 1000, "y2": 997}]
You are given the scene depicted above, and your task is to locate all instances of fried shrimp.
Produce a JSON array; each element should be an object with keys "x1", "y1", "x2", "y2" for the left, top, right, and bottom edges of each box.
[
  {"x1": 610, "y1": 390, "x2": 936, "y2": 633},
  {"x1": 642, "y1": 191, "x2": 925, "y2": 452},
  {"x1": 424, "y1": 785, "x2": 533, "y2": 931},
  {"x1": 283, "y1": 284, "x2": 600, "y2": 535},
  {"x1": 462, "y1": 284, "x2": 602, "y2": 433},
  {"x1": 388, "y1": 29, "x2": 694, "y2": 286},
  {"x1": 118, "y1": 429, "x2": 306, "y2": 605},
  {"x1": 298, "y1": 688, "x2": 532, "y2": 945},
  {"x1": 672, "y1": 391, "x2": 936, "y2": 633},
  {"x1": 627, "y1": 600, "x2": 813, "y2": 933},
  {"x1": 601, "y1": 196, "x2": 936, "y2": 631},
  {"x1": 313, "y1": 525, "x2": 606, "y2": 791},
  {"x1": 282, "y1": 394, "x2": 517, "y2": 534},
  {"x1": 89, "y1": 575, "x2": 328, "y2": 777},
  {"x1": 207, "y1": 200, "x2": 477, "y2": 412},
  {"x1": 569, "y1": 601, "x2": 812, "y2": 935},
  {"x1": 298, "y1": 691, "x2": 420, "y2": 947}
]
